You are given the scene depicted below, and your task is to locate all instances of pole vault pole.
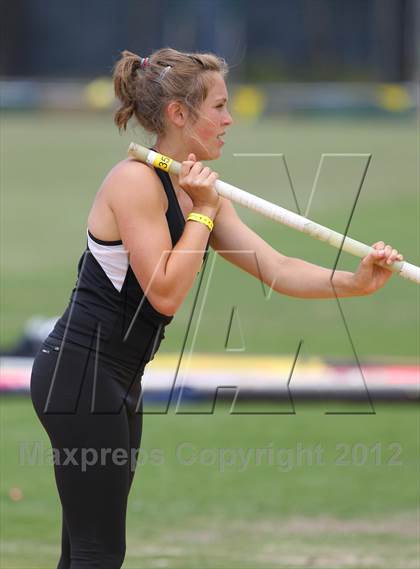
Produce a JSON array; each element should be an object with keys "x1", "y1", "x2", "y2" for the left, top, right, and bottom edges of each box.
[{"x1": 128, "y1": 143, "x2": 420, "y2": 285}]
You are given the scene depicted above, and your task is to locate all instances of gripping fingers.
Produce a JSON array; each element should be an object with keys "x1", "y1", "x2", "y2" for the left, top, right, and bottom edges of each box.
[
  {"x1": 190, "y1": 161, "x2": 206, "y2": 177},
  {"x1": 202, "y1": 171, "x2": 219, "y2": 189},
  {"x1": 387, "y1": 248, "x2": 401, "y2": 265},
  {"x1": 371, "y1": 242, "x2": 403, "y2": 266},
  {"x1": 196, "y1": 166, "x2": 211, "y2": 181},
  {"x1": 180, "y1": 160, "x2": 196, "y2": 178},
  {"x1": 180, "y1": 154, "x2": 201, "y2": 179},
  {"x1": 208, "y1": 171, "x2": 219, "y2": 184}
]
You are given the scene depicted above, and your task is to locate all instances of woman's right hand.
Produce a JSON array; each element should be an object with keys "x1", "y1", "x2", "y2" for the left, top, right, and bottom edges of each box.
[{"x1": 178, "y1": 153, "x2": 221, "y2": 215}]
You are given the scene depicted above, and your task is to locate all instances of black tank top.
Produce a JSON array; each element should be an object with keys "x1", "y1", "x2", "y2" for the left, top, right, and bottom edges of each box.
[{"x1": 50, "y1": 167, "x2": 208, "y2": 365}]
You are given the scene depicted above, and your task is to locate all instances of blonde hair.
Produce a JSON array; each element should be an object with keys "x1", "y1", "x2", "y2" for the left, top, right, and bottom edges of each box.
[{"x1": 113, "y1": 47, "x2": 228, "y2": 133}]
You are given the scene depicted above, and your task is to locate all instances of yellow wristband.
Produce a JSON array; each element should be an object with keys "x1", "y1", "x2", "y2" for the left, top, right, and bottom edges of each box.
[{"x1": 186, "y1": 212, "x2": 214, "y2": 232}]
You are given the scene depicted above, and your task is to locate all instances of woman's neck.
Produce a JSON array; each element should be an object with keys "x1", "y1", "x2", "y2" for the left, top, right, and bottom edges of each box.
[{"x1": 153, "y1": 137, "x2": 190, "y2": 163}]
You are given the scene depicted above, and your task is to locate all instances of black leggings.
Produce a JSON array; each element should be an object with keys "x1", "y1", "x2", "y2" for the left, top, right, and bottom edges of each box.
[{"x1": 30, "y1": 336, "x2": 145, "y2": 568}]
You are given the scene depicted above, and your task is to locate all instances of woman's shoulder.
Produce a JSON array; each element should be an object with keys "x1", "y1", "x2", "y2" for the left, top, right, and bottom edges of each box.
[
  {"x1": 101, "y1": 158, "x2": 166, "y2": 209},
  {"x1": 106, "y1": 157, "x2": 158, "y2": 185}
]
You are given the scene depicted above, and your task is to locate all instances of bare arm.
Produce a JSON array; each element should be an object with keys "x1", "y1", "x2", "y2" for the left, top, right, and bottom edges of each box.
[
  {"x1": 110, "y1": 161, "x2": 217, "y2": 316},
  {"x1": 210, "y1": 199, "x2": 402, "y2": 298}
]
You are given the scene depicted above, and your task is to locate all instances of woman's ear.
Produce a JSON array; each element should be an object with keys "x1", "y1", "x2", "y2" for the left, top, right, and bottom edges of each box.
[{"x1": 166, "y1": 101, "x2": 188, "y2": 127}]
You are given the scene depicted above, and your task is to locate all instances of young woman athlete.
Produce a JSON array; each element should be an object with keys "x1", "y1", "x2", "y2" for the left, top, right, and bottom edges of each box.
[{"x1": 30, "y1": 48, "x2": 403, "y2": 568}]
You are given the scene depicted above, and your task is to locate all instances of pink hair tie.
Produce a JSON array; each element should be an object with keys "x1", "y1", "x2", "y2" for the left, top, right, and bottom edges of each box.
[{"x1": 140, "y1": 57, "x2": 149, "y2": 70}]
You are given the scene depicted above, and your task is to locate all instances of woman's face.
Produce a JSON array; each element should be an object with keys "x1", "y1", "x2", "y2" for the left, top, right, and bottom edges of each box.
[{"x1": 186, "y1": 72, "x2": 233, "y2": 160}]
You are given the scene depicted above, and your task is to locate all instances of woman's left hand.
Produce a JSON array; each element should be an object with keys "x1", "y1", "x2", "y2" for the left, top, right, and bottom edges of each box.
[{"x1": 350, "y1": 241, "x2": 404, "y2": 295}]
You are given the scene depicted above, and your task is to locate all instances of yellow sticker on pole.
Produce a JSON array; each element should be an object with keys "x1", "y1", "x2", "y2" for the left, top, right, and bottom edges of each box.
[{"x1": 152, "y1": 153, "x2": 173, "y2": 172}]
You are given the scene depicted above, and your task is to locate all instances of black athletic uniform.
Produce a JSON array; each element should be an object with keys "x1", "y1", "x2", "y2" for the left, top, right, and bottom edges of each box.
[{"x1": 30, "y1": 167, "x2": 204, "y2": 568}]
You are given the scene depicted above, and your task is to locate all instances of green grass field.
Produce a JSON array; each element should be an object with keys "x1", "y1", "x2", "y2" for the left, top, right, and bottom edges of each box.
[
  {"x1": 1, "y1": 111, "x2": 419, "y2": 359},
  {"x1": 0, "y1": 398, "x2": 419, "y2": 568}
]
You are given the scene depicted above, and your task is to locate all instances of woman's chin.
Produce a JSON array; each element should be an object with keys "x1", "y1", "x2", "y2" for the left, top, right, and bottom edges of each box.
[
  {"x1": 206, "y1": 147, "x2": 222, "y2": 161},
  {"x1": 191, "y1": 143, "x2": 221, "y2": 162}
]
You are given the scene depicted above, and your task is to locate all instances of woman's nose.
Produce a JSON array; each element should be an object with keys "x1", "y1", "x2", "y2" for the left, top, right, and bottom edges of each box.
[{"x1": 223, "y1": 111, "x2": 233, "y2": 126}]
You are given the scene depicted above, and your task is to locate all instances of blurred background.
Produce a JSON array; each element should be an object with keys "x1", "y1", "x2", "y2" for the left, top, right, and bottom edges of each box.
[{"x1": 1, "y1": 1, "x2": 419, "y2": 568}]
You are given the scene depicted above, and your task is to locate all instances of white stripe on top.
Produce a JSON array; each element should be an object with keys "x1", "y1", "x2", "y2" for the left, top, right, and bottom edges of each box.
[{"x1": 87, "y1": 230, "x2": 129, "y2": 292}]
